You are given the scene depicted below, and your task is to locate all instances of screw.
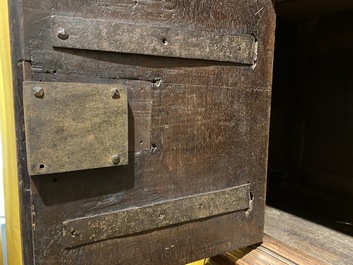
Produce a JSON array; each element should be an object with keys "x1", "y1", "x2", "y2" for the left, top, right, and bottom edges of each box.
[
  {"x1": 57, "y1": 27, "x2": 69, "y2": 40},
  {"x1": 111, "y1": 88, "x2": 120, "y2": 99},
  {"x1": 111, "y1": 154, "x2": 121, "y2": 165},
  {"x1": 33, "y1": 86, "x2": 44, "y2": 97}
]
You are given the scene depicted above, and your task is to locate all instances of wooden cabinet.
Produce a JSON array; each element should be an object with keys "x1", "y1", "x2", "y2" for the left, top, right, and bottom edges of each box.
[{"x1": 9, "y1": 0, "x2": 275, "y2": 264}]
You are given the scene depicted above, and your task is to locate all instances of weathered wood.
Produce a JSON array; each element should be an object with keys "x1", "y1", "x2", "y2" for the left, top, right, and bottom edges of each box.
[
  {"x1": 52, "y1": 16, "x2": 257, "y2": 64},
  {"x1": 210, "y1": 234, "x2": 324, "y2": 265},
  {"x1": 63, "y1": 184, "x2": 250, "y2": 248},
  {"x1": 126, "y1": 81, "x2": 152, "y2": 152},
  {"x1": 8, "y1": 0, "x2": 35, "y2": 263},
  {"x1": 264, "y1": 207, "x2": 353, "y2": 265},
  {"x1": 210, "y1": 206, "x2": 353, "y2": 264},
  {"x1": 23, "y1": 81, "x2": 129, "y2": 175},
  {"x1": 12, "y1": 0, "x2": 276, "y2": 264}
]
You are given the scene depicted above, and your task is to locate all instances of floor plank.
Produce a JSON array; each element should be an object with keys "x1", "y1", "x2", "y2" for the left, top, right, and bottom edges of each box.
[
  {"x1": 265, "y1": 207, "x2": 353, "y2": 265},
  {"x1": 210, "y1": 207, "x2": 353, "y2": 265}
]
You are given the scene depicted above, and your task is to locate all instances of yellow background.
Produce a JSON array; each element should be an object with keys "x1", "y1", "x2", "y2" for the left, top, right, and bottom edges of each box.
[{"x1": 0, "y1": 0, "x2": 23, "y2": 264}]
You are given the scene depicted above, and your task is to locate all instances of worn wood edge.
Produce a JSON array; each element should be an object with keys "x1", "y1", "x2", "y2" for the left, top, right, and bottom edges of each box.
[
  {"x1": 7, "y1": 0, "x2": 34, "y2": 264},
  {"x1": 63, "y1": 184, "x2": 251, "y2": 248},
  {"x1": 52, "y1": 16, "x2": 257, "y2": 64}
]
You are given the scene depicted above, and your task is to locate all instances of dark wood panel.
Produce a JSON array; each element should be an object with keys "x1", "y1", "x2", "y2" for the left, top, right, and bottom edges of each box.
[
  {"x1": 268, "y1": 10, "x2": 353, "y2": 198},
  {"x1": 301, "y1": 12, "x2": 353, "y2": 196},
  {"x1": 275, "y1": 0, "x2": 353, "y2": 20},
  {"x1": 13, "y1": 0, "x2": 276, "y2": 264}
]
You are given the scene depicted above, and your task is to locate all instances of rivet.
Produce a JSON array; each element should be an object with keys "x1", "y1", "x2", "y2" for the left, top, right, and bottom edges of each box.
[
  {"x1": 70, "y1": 230, "x2": 80, "y2": 237},
  {"x1": 111, "y1": 88, "x2": 120, "y2": 99},
  {"x1": 33, "y1": 86, "x2": 44, "y2": 97},
  {"x1": 57, "y1": 27, "x2": 69, "y2": 40},
  {"x1": 111, "y1": 154, "x2": 121, "y2": 165}
]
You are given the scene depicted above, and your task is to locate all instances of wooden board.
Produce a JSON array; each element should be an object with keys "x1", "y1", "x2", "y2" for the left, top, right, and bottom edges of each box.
[
  {"x1": 10, "y1": 0, "x2": 276, "y2": 264},
  {"x1": 210, "y1": 207, "x2": 353, "y2": 264},
  {"x1": 264, "y1": 207, "x2": 353, "y2": 265},
  {"x1": 209, "y1": 234, "x2": 323, "y2": 265}
]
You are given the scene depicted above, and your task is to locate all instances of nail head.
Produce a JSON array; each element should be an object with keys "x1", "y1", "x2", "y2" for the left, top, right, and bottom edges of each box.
[
  {"x1": 111, "y1": 88, "x2": 121, "y2": 99},
  {"x1": 33, "y1": 86, "x2": 44, "y2": 97},
  {"x1": 57, "y1": 27, "x2": 69, "y2": 40},
  {"x1": 111, "y1": 154, "x2": 121, "y2": 165}
]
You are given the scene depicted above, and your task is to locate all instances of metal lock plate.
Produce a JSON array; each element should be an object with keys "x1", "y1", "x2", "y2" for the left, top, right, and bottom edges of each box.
[{"x1": 23, "y1": 81, "x2": 128, "y2": 175}]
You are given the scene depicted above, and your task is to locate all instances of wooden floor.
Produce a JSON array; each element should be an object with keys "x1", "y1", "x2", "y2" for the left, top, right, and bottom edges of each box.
[{"x1": 209, "y1": 206, "x2": 353, "y2": 265}]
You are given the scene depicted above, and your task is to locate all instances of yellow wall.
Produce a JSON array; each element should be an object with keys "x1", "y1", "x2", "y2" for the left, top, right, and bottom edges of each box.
[{"x1": 0, "y1": 0, "x2": 23, "y2": 264}]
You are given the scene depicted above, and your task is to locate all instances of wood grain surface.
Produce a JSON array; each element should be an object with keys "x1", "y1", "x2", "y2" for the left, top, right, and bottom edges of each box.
[
  {"x1": 265, "y1": 207, "x2": 353, "y2": 265},
  {"x1": 210, "y1": 207, "x2": 353, "y2": 265},
  {"x1": 11, "y1": 0, "x2": 276, "y2": 264}
]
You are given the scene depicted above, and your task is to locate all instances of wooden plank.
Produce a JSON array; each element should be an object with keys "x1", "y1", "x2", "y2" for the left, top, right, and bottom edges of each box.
[
  {"x1": 210, "y1": 206, "x2": 353, "y2": 264},
  {"x1": 23, "y1": 81, "x2": 129, "y2": 175},
  {"x1": 210, "y1": 234, "x2": 324, "y2": 265},
  {"x1": 63, "y1": 184, "x2": 250, "y2": 248},
  {"x1": 8, "y1": 1, "x2": 35, "y2": 263},
  {"x1": 52, "y1": 16, "x2": 257, "y2": 64},
  {"x1": 17, "y1": 0, "x2": 276, "y2": 264},
  {"x1": 264, "y1": 207, "x2": 353, "y2": 265}
]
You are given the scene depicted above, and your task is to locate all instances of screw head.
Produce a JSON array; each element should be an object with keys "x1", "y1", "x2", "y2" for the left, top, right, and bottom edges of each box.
[
  {"x1": 111, "y1": 88, "x2": 120, "y2": 99},
  {"x1": 57, "y1": 27, "x2": 69, "y2": 40},
  {"x1": 33, "y1": 86, "x2": 44, "y2": 97},
  {"x1": 111, "y1": 154, "x2": 121, "y2": 165}
]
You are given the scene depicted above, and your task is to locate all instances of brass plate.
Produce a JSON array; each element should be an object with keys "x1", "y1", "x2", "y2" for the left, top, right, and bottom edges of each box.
[
  {"x1": 63, "y1": 184, "x2": 250, "y2": 248},
  {"x1": 23, "y1": 81, "x2": 128, "y2": 175},
  {"x1": 52, "y1": 16, "x2": 257, "y2": 64}
]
